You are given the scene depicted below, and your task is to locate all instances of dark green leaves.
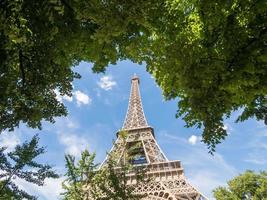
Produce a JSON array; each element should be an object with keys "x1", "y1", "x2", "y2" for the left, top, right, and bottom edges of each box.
[{"x1": 0, "y1": 0, "x2": 80, "y2": 132}]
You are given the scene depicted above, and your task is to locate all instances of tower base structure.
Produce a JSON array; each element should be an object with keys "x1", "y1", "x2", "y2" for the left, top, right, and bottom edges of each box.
[{"x1": 129, "y1": 161, "x2": 206, "y2": 200}]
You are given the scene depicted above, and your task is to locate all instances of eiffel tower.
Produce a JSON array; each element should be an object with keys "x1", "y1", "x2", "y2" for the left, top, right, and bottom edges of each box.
[{"x1": 101, "y1": 75, "x2": 208, "y2": 200}]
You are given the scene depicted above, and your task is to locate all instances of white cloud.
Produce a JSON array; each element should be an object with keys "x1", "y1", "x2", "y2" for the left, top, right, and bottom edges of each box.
[
  {"x1": 73, "y1": 90, "x2": 91, "y2": 106},
  {"x1": 97, "y1": 76, "x2": 117, "y2": 91},
  {"x1": 66, "y1": 120, "x2": 78, "y2": 129},
  {"x1": 55, "y1": 89, "x2": 62, "y2": 102},
  {"x1": 223, "y1": 123, "x2": 233, "y2": 135},
  {"x1": 0, "y1": 132, "x2": 20, "y2": 152},
  {"x1": 15, "y1": 176, "x2": 65, "y2": 200},
  {"x1": 188, "y1": 135, "x2": 201, "y2": 145},
  {"x1": 53, "y1": 117, "x2": 109, "y2": 164},
  {"x1": 58, "y1": 133, "x2": 90, "y2": 157},
  {"x1": 55, "y1": 89, "x2": 92, "y2": 106},
  {"x1": 38, "y1": 177, "x2": 65, "y2": 199},
  {"x1": 54, "y1": 89, "x2": 73, "y2": 103},
  {"x1": 63, "y1": 95, "x2": 73, "y2": 102}
]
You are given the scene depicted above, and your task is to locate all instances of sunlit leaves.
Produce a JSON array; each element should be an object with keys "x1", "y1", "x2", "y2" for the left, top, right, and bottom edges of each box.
[
  {"x1": 101, "y1": 0, "x2": 267, "y2": 152},
  {"x1": 1, "y1": 0, "x2": 266, "y2": 152},
  {"x1": 213, "y1": 170, "x2": 267, "y2": 199},
  {"x1": 62, "y1": 149, "x2": 145, "y2": 200}
]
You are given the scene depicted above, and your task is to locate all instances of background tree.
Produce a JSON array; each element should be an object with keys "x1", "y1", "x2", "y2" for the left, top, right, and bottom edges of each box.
[
  {"x1": 0, "y1": 135, "x2": 59, "y2": 199},
  {"x1": 62, "y1": 150, "x2": 145, "y2": 200},
  {"x1": 213, "y1": 170, "x2": 267, "y2": 200},
  {"x1": 62, "y1": 150, "x2": 94, "y2": 200},
  {"x1": 1, "y1": 0, "x2": 266, "y2": 151},
  {"x1": 63, "y1": 131, "x2": 146, "y2": 200}
]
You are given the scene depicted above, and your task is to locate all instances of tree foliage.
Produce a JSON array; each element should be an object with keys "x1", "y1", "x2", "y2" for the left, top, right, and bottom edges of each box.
[
  {"x1": 213, "y1": 170, "x2": 267, "y2": 200},
  {"x1": 62, "y1": 150, "x2": 96, "y2": 200},
  {"x1": 0, "y1": 135, "x2": 59, "y2": 199},
  {"x1": 0, "y1": 0, "x2": 266, "y2": 151},
  {"x1": 141, "y1": 0, "x2": 267, "y2": 152},
  {"x1": 62, "y1": 150, "x2": 145, "y2": 200},
  {"x1": 91, "y1": 0, "x2": 267, "y2": 152},
  {"x1": 0, "y1": 0, "x2": 154, "y2": 133}
]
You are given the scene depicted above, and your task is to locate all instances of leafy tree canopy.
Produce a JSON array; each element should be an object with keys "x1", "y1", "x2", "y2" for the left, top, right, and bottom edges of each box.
[
  {"x1": 0, "y1": 0, "x2": 266, "y2": 151},
  {"x1": 0, "y1": 135, "x2": 59, "y2": 199},
  {"x1": 140, "y1": 0, "x2": 267, "y2": 152},
  {"x1": 0, "y1": 0, "x2": 155, "y2": 132},
  {"x1": 213, "y1": 170, "x2": 267, "y2": 200}
]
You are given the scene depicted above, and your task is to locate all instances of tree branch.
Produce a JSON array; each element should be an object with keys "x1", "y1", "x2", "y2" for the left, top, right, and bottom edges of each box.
[
  {"x1": 60, "y1": 0, "x2": 74, "y2": 12},
  {"x1": 228, "y1": 27, "x2": 267, "y2": 69},
  {"x1": 18, "y1": 50, "x2": 26, "y2": 87},
  {"x1": 200, "y1": 57, "x2": 230, "y2": 63},
  {"x1": 0, "y1": 167, "x2": 17, "y2": 194}
]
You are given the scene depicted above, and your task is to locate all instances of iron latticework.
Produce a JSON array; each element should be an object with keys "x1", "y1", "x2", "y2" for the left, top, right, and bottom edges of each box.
[
  {"x1": 123, "y1": 75, "x2": 148, "y2": 130},
  {"x1": 101, "y1": 75, "x2": 208, "y2": 200}
]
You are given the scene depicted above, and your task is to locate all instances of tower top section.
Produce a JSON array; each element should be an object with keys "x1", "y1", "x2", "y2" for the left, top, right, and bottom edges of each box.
[
  {"x1": 122, "y1": 75, "x2": 148, "y2": 130},
  {"x1": 132, "y1": 73, "x2": 140, "y2": 83}
]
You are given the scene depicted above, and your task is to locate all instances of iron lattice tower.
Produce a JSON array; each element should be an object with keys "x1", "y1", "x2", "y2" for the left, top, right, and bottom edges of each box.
[{"x1": 102, "y1": 75, "x2": 208, "y2": 200}]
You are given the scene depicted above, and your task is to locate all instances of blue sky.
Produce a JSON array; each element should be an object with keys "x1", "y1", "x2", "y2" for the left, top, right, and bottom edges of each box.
[{"x1": 1, "y1": 60, "x2": 266, "y2": 199}]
